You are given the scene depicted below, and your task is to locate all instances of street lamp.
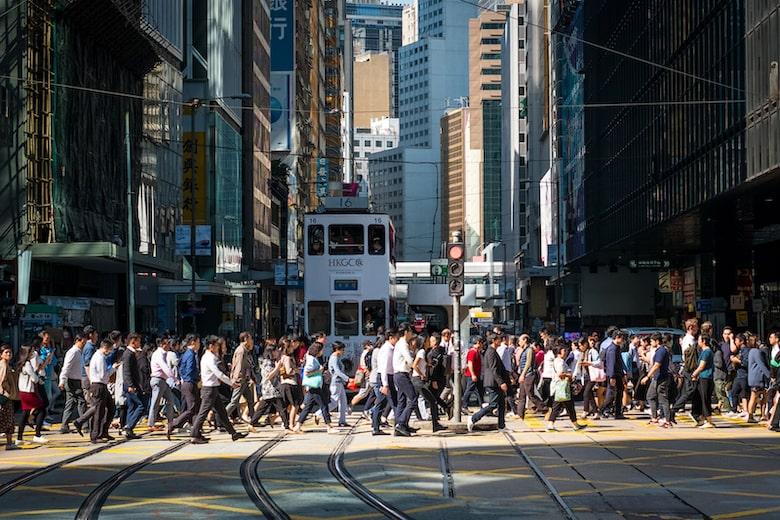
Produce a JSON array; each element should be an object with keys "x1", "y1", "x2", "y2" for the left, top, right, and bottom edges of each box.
[{"x1": 185, "y1": 94, "x2": 251, "y2": 331}]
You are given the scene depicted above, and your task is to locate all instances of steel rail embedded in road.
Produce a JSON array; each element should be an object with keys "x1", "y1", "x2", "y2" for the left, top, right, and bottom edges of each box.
[
  {"x1": 502, "y1": 430, "x2": 578, "y2": 520},
  {"x1": 438, "y1": 440, "x2": 455, "y2": 498},
  {"x1": 75, "y1": 440, "x2": 188, "y2": 520},
  {"x1": 0, "y1": 433, "x2": 149, "y2": 498},
  {"x1": 327, "y1": 421, "x2": 413, "y2": 520},
  {"x1": 240, "y1": 432, "x2": 289, "y2": 520}
]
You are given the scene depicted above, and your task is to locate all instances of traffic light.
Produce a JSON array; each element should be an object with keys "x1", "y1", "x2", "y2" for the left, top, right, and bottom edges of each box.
[{"x1": 446, "y1": 237, "x2": 465, "y2": 297}]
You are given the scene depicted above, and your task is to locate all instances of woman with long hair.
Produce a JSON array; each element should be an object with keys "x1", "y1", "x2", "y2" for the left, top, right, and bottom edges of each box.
[
  {"x1": 0, "y1": 344, "x2": 19, "y2": 450},
  {"x1": 16, "y1": 344, "x2": 48, "y2": 444},
  {"x1": 251, "y1": 344, "x2": 289, "y2": 429},
  {"x1": 292, "y1": 343, "x2": 335, "y2": 434}
]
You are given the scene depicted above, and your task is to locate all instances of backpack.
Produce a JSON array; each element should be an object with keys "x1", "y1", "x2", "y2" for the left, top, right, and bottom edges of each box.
[{"x1": 683, "y1": 346, "x2": 699, "y2": 374}]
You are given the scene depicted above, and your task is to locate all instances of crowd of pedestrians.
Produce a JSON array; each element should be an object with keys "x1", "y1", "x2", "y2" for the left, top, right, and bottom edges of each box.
[{"x1": 2, "y1": 318, "x2": 779, "y2": 450}]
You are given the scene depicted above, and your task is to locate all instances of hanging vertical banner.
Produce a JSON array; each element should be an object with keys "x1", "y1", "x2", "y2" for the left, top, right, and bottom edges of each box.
[
  {"x1": 182, "y1": 132, "x2": 207, "y2": 224},
  {"x1": 270, "y1": 0, "x2": 294, "y2": 71},
  {"x1": 271, "y1": 72, "x2": 292, "y2": 151},
  {"x1": 316, "y1": 157, "x2": 329, "y2": 197}
]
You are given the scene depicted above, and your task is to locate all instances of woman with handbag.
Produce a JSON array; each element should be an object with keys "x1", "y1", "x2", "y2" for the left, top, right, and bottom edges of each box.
[
  {"x1": 292, "y1": 343, "x2": 335, "y2": 433},
  {"x1": 546, "y1": 344, "x2": 587, "y2": 432},
  {"x1": 580, "y1": 336, "x2": 604, "y2": 420},
  {"x1": 16, "y1": 344, "x2": 48, "y2": 444},
  {"x1": 0, "y1": 344, "x2": 20, "y2": 450}
]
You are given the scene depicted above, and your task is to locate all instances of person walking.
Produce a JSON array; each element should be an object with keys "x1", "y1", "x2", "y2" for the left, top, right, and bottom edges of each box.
[
  {"x1": 148, "y1": 339, "x2": 176, "y2": 432},
  {"x1": 225, "y1": 332, "x2": 256, "y2": 424},
  {"x1": 729, "y1": 334, "x2": 750, "y2": 417},
  {"x1": 516, "y1": 334, "x2": 546, "y2": 419},
  {"x1": 468, "y1": 333, "x2": 509, "y2": 433},
  {"x1": 691, "y1": 335, "x2": 716, "y2": 428},
  {"x1": 0, "y1": 345, "x2": 19, "y2": 450},
  {"x1": 166, "y1": 334, "x2": 201, "y2": 439},
  {"x1": 461, "y1": 337, "x2": 485, "y2": 414},
  {"x1": 351, "y1": 340, "x2": 375, "y2": 409},
  {"x1": 77, "y1": 340, "x2": 119, "y2": 444},
  {"x1": 58, "y1": 333, "x2": 87, "y2": 433},
  {"x1": 393, "y1": 324, "x2": 417, "y2": 436},
  {"x1": 328, "y1": 342, "x2": 351, "y2": 427},
  {"x1": 293, "y1": 343, "x2": 335, "y2": 434},
  {"x1": 600, "y1": 331, "x2": 627, "y2": 419},
  {"x1": 747, "y1": 338, "x2": 771, "y2": 423},
  {"x1": 123, "y1": 333, "x2": 148, "y2": 440},
  {"x1": 715, "y1": 327, "x2": 734, "y2": 414},
  {"x1": 250, "y1": 344, "x2": 289, "y2": 429},
  {"x1": 16, "y1": 345, "x2": 48, "y2": 444},
  {"x1": 371, "y1": 330, "x2": 400, "y2": 435},
  {"x1": 278, "y1": 339, "x2": 301, "y2": 428},
  {"x1": 546, "y1": 343, "x2": 587, "y2": 432},
  {"x1": 412, "y1": 335, "x2": 446, "y2": 432},
  {"x1": 190, "y1": 336, "x2": 248, "y2": 444},
  {"x1": 426, "y1": 333, "x2": 452, "y2": 420}
]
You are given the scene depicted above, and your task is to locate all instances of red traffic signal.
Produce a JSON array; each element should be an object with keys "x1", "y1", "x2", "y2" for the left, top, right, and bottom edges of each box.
[{"x1": 447, "y1": 243, "x2": 465, "y2": 261}]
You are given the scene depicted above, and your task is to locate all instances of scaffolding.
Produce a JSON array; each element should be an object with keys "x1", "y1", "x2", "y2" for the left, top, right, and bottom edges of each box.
[{"x1": 24, "y1": 0, "x2": 55, "y2": 244}]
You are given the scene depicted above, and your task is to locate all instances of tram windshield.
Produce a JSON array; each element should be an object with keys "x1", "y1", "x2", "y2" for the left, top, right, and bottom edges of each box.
[{"x1": 329, "y1": 224, "x2": 364, "y2": 255}]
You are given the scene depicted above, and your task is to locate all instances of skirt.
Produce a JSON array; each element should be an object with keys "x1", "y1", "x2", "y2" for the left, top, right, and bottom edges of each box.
[
  {"x1": 19, "y1": 390, "x2": 44, "y2": 411},
  {"x1": 0, "y1": 400, "x2": 14, "y2": 434}
]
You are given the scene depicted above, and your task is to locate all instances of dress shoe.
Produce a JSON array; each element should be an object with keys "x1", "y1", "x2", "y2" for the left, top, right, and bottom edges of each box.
[
  {"x1": 372, "y1": 430, "x2": 389, "y2": 436},
  {"x1": 191, "y1": 437, "x2": 209, "y2": 444},
  {"x1": 393, "y1": 426, "x2": 410, "y2": 437},
  {"x1": 73, "y1": 421, "x2": 84, "y2": 437},
  {"x1": 433, "y1": 424, "x2": 448, "y2": 433},
  {"x1": 232, "y1": 432, "x2": 249, "y2": 441},
  {"x1": 125, "y1": 431, "x2": 141, "y2": 440}
]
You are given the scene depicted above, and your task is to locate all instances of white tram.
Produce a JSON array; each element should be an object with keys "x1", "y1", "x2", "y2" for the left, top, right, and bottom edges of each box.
[{"x1": 303, "y1": 210, "x2": 395, "y2": 364}]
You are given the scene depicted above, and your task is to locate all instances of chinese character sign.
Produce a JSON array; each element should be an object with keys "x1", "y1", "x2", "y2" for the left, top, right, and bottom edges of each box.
[
  {"x1": 182, "y1": 132, "x2": 207, "y2": 224},
  {"x1": 271, "y1": 0, "x2": 294, "y2": 71}
]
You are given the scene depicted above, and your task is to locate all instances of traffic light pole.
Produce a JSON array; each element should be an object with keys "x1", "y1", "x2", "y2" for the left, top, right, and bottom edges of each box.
[{"x1": 453, "y1": 294, "x2": 462, "y2": 424}]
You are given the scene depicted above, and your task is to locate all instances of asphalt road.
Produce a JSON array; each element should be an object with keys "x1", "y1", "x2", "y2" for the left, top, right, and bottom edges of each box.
[{"x1": 1, "y1": 409, "x2": 778, "y2": 519}]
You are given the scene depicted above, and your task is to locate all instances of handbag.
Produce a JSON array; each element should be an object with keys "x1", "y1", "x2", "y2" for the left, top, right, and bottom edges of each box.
[
  {"x1": 302, "y1": 373, "x2": 323, "y2": 389},
  {"x1": 354, "y1": 368, "x2": 366, "y2": 386},
  {"x1": 553, "y1": 378, "x2": 571, "y2": 402},
  {"x1": 571, "y1": 380, "x2": 584, "y2": 397}
]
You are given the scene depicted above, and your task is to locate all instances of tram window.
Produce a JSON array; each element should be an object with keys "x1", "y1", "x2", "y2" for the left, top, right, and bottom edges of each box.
[
  {"x1": 362, "y1": 300, "x2": 385, "y2": 335},
  {"x1": 308, "y1": 225, "x2": 324, "y2": 256},
  {"x1": 334, "y1": 302, "x2": 359, "y2": 336},
  {"x1": 329, "y1": 225, "x2": 364, "y2": 255},
  {"x1": 368, "y1": 225, "x2": 385, "y2": 255},
  {"x1": 308, "y1": 301, "x2": 331, "y2": 335}
]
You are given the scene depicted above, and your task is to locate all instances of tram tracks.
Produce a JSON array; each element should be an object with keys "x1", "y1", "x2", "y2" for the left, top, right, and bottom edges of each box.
[
  {"x1": 240, "y1": 432, "x2": 289, "y2": 520},
  {"x1": 75, "y1": 440, "x2": 189, "y2": 520}
]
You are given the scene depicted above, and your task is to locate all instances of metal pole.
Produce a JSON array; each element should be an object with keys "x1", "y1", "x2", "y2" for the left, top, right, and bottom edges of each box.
[
  {"x1": 125, "y1": 111, "x2": 136, "y2": 332},
  {"x1": 189, "y1": 100, "x2": 198, "y2": 333},
  {"x1": 453, "y1": 295, "x2": 462, "y2": 423}
]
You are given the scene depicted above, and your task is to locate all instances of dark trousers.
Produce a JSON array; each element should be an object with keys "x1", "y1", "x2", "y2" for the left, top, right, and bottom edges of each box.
[
  {"x1": 251, "y1": 397, "x2": 289, "y2": 428},
  {"x1": 412, "y1": 376, "x2": 440, "y2": 425},
  {"x1": 17, "y1": 408, "x2": 44, "y2": 440},
  {"x1": 297, "y1": 387, "x2": 331, "y2": 425},
  {"x1": 61, "y1": 378, "x2": 86, "y2": 429},
  {"x1": 394, "y1": 372, "x2": 417, "y2": 428},
  {"x1": 85, "y1": 383, "x2": 111, "y2": 442},
  {"x1": 582, "y1": 380, "x2": 599, "y2": 415},
  {"x1": 192, "y1": 386, "x2": 236, "y2": 438},
  {"x1": 462, "y1": 378, "x2": 484, "y2": 408},
  {"x1": 698, "y1": 377, "x2": 714, "y2": 417},
  {"x1": 371, "y1": 374, "x2": 398, "y2": 432},
  {"x1": 471, "y1": 386, "x2": 506, "y2": 429},
  {"x1": 517, "y1": 374, "x2": 546, "y2": 418},
  {"x1": 169, "y1": 381, "x2": 200, "y2": 431},
  {"x1": 673, "y1": 373, "x2": 701, "y2": 413},
  {"x1": 124, "y1": 387, "x2": 149, "y2": 433},
  {"x1": 601, "y1": 376, "x2": 624, "y2": 417},
  {"x1": 550, "y1": 399, "x2": 577, "y2": 423}
]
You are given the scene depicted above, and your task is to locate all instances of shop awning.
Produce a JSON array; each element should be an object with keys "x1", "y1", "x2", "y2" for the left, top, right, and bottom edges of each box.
[{"x1": 29, "y1": 242, "x2": 178, "y2": 275}]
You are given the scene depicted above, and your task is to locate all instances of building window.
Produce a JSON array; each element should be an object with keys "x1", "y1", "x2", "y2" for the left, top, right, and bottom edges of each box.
[
  {"x1": 308, "y1": 225, "x2": 324, "y2": 256},
  {"x1": 481, "y1": 38, "x2": 501, "y2": 45},
  {"x1": 482, "y1": 68, "x2": 501, "y2": 75},
  {"x1": 481, "y1": 84, "x2": 501, "y2": 91},
  {"x1": 481, "y1": 53, "x2": 501, "y2": 60},
  {"x1": 480, "y1": 22, "x2": 504, "y2": 29}
]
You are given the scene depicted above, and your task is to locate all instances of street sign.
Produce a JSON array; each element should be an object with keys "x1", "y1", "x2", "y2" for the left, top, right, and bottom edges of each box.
[
  {"x1": 629, "y1": 259, "x2": 671, "y2": 269},
  {"x1": 430, "y1": 259, "x2": 448, "y2": 277},
  {"x1": 469, "y1": 310, "x2": 492, "y2": 319}
]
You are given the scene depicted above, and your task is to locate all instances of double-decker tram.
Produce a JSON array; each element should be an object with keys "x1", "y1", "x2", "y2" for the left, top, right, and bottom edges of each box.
[{"x1": 304, "y1": 207, "x2": 395, "y2": 366}]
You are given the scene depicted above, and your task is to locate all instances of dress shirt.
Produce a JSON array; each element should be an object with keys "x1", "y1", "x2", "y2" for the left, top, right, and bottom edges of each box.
[
  {"x1": 150, "y1": 348, "x2": 174, "y2": 380},
  {"x1": 377, "y1": 341, "x2": 395, "y2": 387},
  {"x1": 178, "y1": 348, "x2": 200, "y2": 384},
  {"x1": 201, "y1": 350, "x2": 232, "y2": 387},
  {"x1": 59, "y1": 345, "x2": 83, "y2": 385},
  {"x1": 496, "y1": 344, "x2": 514, "y2": 372},
  {"x1": 89, "y1": 352, "x2": 115, "y2": 385},
  {"x1": 393, "y1": 338, "x2": 413, "y2": 374},
  {"x1": 681, "y1": 333, "x2": 696, "y2": 354}
]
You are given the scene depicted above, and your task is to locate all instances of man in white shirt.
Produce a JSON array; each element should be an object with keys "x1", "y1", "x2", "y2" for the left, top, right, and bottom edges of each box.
[
  {"x1": 681, "y1": 318, "x2": 699, "y2": 354},
  {"x1": 58, "y1": 333, "x2": 87, "y2": 433},
  {"x1": 371, "y1": 329, "x2": 400, "y2": 435},
  {"x1": 148, "y1": 339, "x2": 176, "y2": 431},
  {"x1": 190, "y1": 336, "x2": 248, "y2": 444},
  {"x1": 392, "y1": 323, "x2": 417, "y2": 436},
  {"x1": 76, "y1": 340, "x2": 118, "y2": 443}
]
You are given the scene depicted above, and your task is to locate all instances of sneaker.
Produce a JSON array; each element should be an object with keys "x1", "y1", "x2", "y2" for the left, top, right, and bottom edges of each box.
[
  {"x1": 573, "y1": 423, "x2": 587, "y2": 431},
  {"x1": 466, "y1": 416, "x2": 474, "y2": 433},
  {"x1": 5, "y1": 443, "x2": 21, "y2": 451},
  {"x1": 545, "y1": 422, "x2": 557, "y2": 431},
  {"x1": 747, "y1": 417, "x2": 759, "y2": 424},
  {"x1": 699, "y1": 421, "x2": 716, "y2": 429},
  {"x1": 32, "y1": 436, "x2": 48, "y2": 444},
  {"x1": 592, "y1": 414, "x2": 601, "y2": 421}
]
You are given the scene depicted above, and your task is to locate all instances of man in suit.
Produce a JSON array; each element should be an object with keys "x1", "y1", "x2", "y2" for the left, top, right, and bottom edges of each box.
[
  {"x1": 600, "y1": 330, "x2": 627, "y2": 419},
  {"x1": 122, "y1": 332, "x2": 147, "y2": 439},
  {"x1": 467, "y1": 333, "x2": 509, "y2": 432}
]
